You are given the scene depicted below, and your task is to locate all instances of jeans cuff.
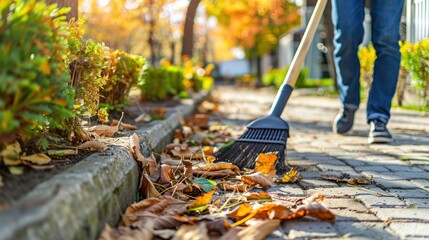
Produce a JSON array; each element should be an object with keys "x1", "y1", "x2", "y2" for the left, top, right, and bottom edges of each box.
[{"x1": 368, "y1": 113, "x2": 388, "y2": 124}]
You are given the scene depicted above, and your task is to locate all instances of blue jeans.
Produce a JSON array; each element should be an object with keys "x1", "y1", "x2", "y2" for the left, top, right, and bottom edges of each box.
[{"x1": 332, "y1": 0, "x2": 404, "y2": 123}]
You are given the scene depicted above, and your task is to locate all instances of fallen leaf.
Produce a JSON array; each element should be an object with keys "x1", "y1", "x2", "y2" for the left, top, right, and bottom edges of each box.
[
  {"x1": 254, "y1": 203, "x2": 294, "y2": 220},
  {"x1": 347, "y1": 177, "x2": 370, "y2": 185},
  {"x1": 122, "y1": 196, "x2": 187, "y2": 226},
  {"x1": 188, "y1": 188, "x2": 217, "y2": 212},
  {"x1": 193, "y1": 162, "x2": 239, "y2": 172},
  {"x1": 47, "y1": 149, "x2": 78, "y2": 157},
  {"x1": 154, "y1": 229, "x2": 176, "y2": 239},
  {"x1": 153, "y1": 107, "x2": 167, "y2": 116},
  {"x1": 0, "y1": 174, "x2": 3, "y2": 188},
  {"x1": 188, "y1": 114, "x2": 209, "y2": 129},
  {"x1": 254, "y1": 152, "x2": 278, "y2": 178},
  {"x1": 160, "y1": 164, "x2": 175, "y2": 185},
  {"x1": 135, "y1": 112, "x2": 152, "y2": 122},
  {"x1": 130, "y1": 133, "x2": 144, "y2": 161},
  {"x1": 217, "y1": 181, "x2": 248, "y2": 192},
  {"x1": 202, "y1": 146, "x2": 214, "y2": 156},
  {"x1": 241, "y1": 172, "x2": 275, "y2": 188},
  {"x1": 169, "y1": 144, "x2": 194, "y2": 159},
  {"x1": 139, "y1": 173, "x2": 161, "y2": 199},
  {"x1": 22, "y1": 161, "x2": 54, "y2": 170},
  {"x1": 183, "y1": 160, "x2": 193, "y2": 179},
  {"x1": 9, "y1": 166, "x2": 23, "y2": 175},
  {"x1": 322, "y1": 174, "x2": 370, "y2": 185},
  {"x1": 172, "y1": 222, "x2": 209, "y2": 240},
  {"x1": 277, "y1": 167, "x2": 301, "y2": 183},
  {"x1": 90, "y1": 124, "x2": 118, "y2": 137},
  {"x1": 302, "y1": 193, "x2": 324, "y2": 205},
  {"x1": 21, "y1": 153, "x2": 51, "y2": 165},
  {"x1": 294, "y1": 202, "x2": 335, "y2": 222},
  {"x1": 99, "y1": 222, "x2": 154, "y2": 240},
  {"x1": 132, "y1": 213, "x2": 189, "y2": 230},
  {"x1": 193, "y1": 169, "x2": 237, "y2": 179},
  {"x1": 0, "y1": 141, "x2": 21, "y2": 164},
  {"x1": 77, "y1": 140, "x2": 107, "y2": 152},
  {"x1": 111, "y1": 119, "x2": 138, "y2": 130},
  {"x1": 226, "y1": 203, "x2": 253, "y2": 221},
  {"x1": 194, "y1": 178, "x2": 217, "y2": 192},
  {"x1": 220, "y1": 219, "x2": 280, "y2": 240},
  {"x1": 244, "y1": 192, "x2": 272, "y2": 202}
]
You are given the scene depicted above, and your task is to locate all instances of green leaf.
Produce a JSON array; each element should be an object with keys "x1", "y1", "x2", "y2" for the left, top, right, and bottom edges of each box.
[
  {"x1": 194, "y1": 178, "x2": 217, "y2": 193},
  {"x1": 9, "y1": 166, "x2": 24, "y2": 175}
]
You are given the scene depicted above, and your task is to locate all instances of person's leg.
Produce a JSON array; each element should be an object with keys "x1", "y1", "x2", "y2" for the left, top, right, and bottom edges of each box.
[
  {"x1": 331, "y1": 0, "x2": 365, "y2": 133},
  {"x1": 367, "y1": 0, "x2": 404, "y2": 123}
]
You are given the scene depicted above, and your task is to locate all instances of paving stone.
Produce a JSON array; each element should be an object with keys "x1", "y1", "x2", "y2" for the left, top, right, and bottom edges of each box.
[
  {"x1": 330, "y1": 208, "x2": 380, "y2": 222},
  {"x1": 410, "y1": 179, "x2": 429, "y2": 190},
  {"x1": 338, "y1": 158, "x2": 368, "y2": 167},
  {"x1": 371, "y1": 208, "x2": 429, "y2": 221},
  {"x1": 322, "y1": 198, "x2": 371, "y2": 212},
  {"x1": 387, "y1": 189, "x2": 429, "y2": 198},
  {"x1": 393, "y1": 171, "x2": 429, "y2": 180},
  {"x1": 403, "y1": 198, "x2": 429, "y2": 208},
  {"x1": 267, "y1": 184, "x2": 306, "y2": 197},
  {"x1": 389, "y1": 222, "x2": 429, "y2": 239},
  {"x1": 306, "y1": 186, "x2": 386, "y2": 198},
  {"x1": 371, "y1": 178, "x2": 417, "y2": 189},
  {"x1": 355, "y1": 195, "x2": 406, "y2": 208},
  {"x1": 299, "y1": 179, "x2": 339, "y2": 189},
  {"x1": 282, "y1": 219, "x2": 339, "y2": 239},
  {"x1": 333, "y1": 222, "x2": 398, "y2": 240},
  {"x1": 317, "y1": 164, "x2": 355, "y2": 172},
  {"x1": 355, "y1": 166, "x2": 391, "y2": 172},
  {"x1": 384, "y1": 165, "x2": 424, "y2": 172},
  {"x1": 360, "y1": 171, "x2": 401, "y2": 180}
]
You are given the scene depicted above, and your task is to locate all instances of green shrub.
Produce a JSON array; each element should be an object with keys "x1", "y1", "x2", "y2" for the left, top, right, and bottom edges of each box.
[
  {"x1": 262, "y1": 67, "x2": 308, "y2": 89},
  {"x1": 0, "y1": 0, "x2": 74, "y2": 146}
]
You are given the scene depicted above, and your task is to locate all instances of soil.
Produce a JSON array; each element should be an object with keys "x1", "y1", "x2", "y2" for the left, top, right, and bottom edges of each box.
[{"x1": 0, "y1": 97, "x2": 182, "y2": 210}]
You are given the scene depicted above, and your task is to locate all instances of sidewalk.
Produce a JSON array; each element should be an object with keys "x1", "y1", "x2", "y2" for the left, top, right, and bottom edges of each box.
[{"x1": 212, "y1": 84, "x2": 429, "y2": 240}]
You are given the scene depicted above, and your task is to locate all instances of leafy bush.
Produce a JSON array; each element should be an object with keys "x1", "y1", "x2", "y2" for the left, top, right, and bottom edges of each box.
[
  {"x1": 138, "y1": 65, "x2": 185, "y2": 101},
  {"x1": 0, "y1": 0, "x2": 74, "y2": 146},
  {"x1": 100, "y1": 50, "x2": 146, "y2": 106},
  {"x1": 64, "y1": 18, "x2": 110, "y2": 117},
  {"x1": 262, "y1": 67, "x2": 308, "y2": 89},
  {"x1": 400, "y1": 40, "x2": 429, "y2": 105}
]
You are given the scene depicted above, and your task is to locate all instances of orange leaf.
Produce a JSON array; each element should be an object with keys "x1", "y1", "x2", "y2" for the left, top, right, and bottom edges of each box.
[
  {"x1": 153, "y1": 107, "x2": 167, "y2": 116},
  {"x1": 160, "y1": 164, "x2": 175, "y2": 185},
  {"x1": 111, "y1": 119, "x2": 138, "y2": 130},
  {"x1": 226, "y1": 203, "x2": 253, "y2": 221},
  {"x1": 244, "y1": 192, "x2": 272, "y2": 201},
  {"x1": 254, "y1": 152, "x2": 277, "y2": 177},
  {"x1": 294, "y1": 202, "x2": 335, "y2": 222},
  {"x1": 254, "y1": 203, "x2": 293, "y2": 220},
  {"x1": 188, "y1": 114, "x2": 209, "y2": 129},
  {"x1": 193, "y1": 162, "x2": 239, "y2": 172},
  {"x1": 241, "y1": 172, "x2": 275, "y2": 189},
  {"x1": 188, "y1": 188, "x2": 217, "y2": 211},
  {"x1": 217, "y1": 181, "x2": 248, "y2": 192}
]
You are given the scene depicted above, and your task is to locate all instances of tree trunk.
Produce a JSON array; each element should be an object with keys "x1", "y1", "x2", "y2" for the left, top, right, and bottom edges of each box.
[
  {"x1": 46, "y1": 0, "x2": 78, "y2": 20},
  {"x1": 321, "y1": 0, "x2": 337, "y2": 89},
  {"x1": 181, "y1": 0, "x2": 200, "y2": 60}
]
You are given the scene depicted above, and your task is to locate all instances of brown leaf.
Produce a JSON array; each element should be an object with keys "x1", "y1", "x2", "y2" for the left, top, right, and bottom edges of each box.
[
  {"x1": 153, "y1": 107, "x2": 167, "y2": 116},
  {"x1": 193, "y1": 169, "x2": 237, "y2": 179},
  {"x1": 183, "y1": 160, "x2": 193, "y2": 179},
  {"x1": 322, "y1": 174, "x2": 370, "y2": 185},
  {"x1": 132, "y1": 213, "x2": 189, "y2": 230},
  {"x1": 188, "y1": 114, "x2": 209, "y2": 129},
  {"x1": 172, "y1": 222, "x2": 209, "y2": 240},
  {"x1": 0, "y1": 174, "x2": 3, "y2": 188},
  {"x1": 254, "y1": 203, "x2": 294, "y2": 220},
  {"x1": 99, "y1": 222, "x2": 154, "y2": 240},
  {"x1": 22, "y1": 161, "x2": 54, "y2": 170},
  {"x1": 121, "y1": 196, "x2": 187, "y2": 226},
  {"x1": 111, "y1": 119, "x2": 138, "y2": 130},
  {"x1": 232, "y1": 219, "x2": 280, "y2": 240},
  {"x1": 90, "y1": 124, "x2": 118, "y2": 137},
  {"x1": 277, "y1": 167, "x2": 301, "y2": 183},
  {"x1": 241, "y1": 172, "x2": 275, "y2": 189},
  {"x1": 0, "y1": 141, "x2": 21, "y2": 165},
  {"x1": 21, "y1": 153, "x2": 51, "y2": 165},
  {"x1": 139, "y1": 173, "x2": 161, "y2": 199},
  {"x1": 254, "y1": 152, "x2": 278, "y2": 178},
  {"x1": 347, "y1": 177, "x2": 370, "y2": 185},
  {"x1": 160, "y1": 164, "x2": 175, "y2": 185},
  {"x1": 188, "y1": 188, "x2": 217, "y2": 211},
  {"x1": 217, "y1": 181, "x2": 248, "y2": 192},
  {"x1": 77, "y1": 140, "x2": 107, "y2": 152},
  {"x1": 294, "y1": 202, "x2": 335, "y2": 222},
  {"x1": 130, "y1": 133, "x2": 144, "y2": 161},
  {"x1": 193, "y1": 162, "x2": 239, "y2": 172}
]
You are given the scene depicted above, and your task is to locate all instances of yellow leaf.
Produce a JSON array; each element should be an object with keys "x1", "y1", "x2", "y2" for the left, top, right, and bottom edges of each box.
[
  {"x1": 21, "y1": 153, "x2": 51, "y2": 165},
  {"x1": 278, "y1": 167, "x2": 301, "y2": 183},
  {"x1": 188, "y1": 188, "x2": 217, "y2": 211},
  {"x1": 254, "y1": 152, "x2": 277, "y2": 177},
  {"x1": 39, "y1": 60, "x2": 51, "y2": 75}
]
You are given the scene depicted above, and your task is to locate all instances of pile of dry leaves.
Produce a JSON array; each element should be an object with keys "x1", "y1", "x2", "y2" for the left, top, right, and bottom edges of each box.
[{"x1": 100, "y1": 113, "x2": 336, "y2": 240}]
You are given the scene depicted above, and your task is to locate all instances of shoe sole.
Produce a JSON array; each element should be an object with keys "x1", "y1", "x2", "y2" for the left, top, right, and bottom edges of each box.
[{"x1": 368, "y1": 136, "x2": 392, "y2": 144}]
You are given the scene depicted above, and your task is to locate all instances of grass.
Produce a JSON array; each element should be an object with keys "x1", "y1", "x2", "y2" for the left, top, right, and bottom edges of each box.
[{"x1": 392, "y1": 104, "x2": 429, "y2": 112}]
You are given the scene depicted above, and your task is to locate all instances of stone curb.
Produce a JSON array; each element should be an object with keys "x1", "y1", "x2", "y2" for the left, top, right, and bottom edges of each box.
[{"x1": 0, "y1": 91, "x2": 209, "y2": 240}]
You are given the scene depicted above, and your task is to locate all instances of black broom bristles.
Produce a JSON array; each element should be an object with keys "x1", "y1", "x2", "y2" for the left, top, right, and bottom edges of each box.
[{"x1": 214, "y1": 141, "x2": 287, "y2": 173}]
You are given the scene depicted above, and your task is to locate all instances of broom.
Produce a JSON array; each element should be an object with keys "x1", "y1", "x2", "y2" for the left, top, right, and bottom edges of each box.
[{"x1": 214, "y1": 0, "x2": 328, "y2": 172}]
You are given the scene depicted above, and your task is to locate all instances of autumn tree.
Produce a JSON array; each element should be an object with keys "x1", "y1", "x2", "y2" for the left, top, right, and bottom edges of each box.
[
  {"x1": 181, "y1": 0, "x2": 201, "y2": 59},
  {"x1": 204, "y1": 0, "x2": 300, "y2": 81}
]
